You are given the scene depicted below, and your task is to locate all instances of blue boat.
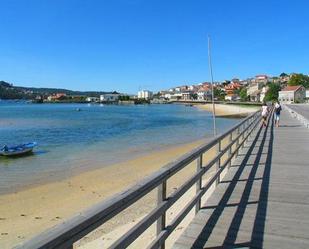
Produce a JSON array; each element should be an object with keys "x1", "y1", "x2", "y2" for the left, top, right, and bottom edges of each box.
[{"x1": 0, "y1": 142, "x2": 37, "y2": 156}]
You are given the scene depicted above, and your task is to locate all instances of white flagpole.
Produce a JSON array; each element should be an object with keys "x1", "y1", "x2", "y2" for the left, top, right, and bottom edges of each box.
[{"x1": 208, "y1": 35, "x2": 217, "y2": 136}]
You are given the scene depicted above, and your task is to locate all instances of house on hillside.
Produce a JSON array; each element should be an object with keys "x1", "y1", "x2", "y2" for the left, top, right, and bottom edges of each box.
[
  {"x1": 279, "y1": 74, "x2": 291, "y2": 83},
  {"x1": 255, "y1": 75, "x2": 269, "y2": 84},
  {"x1": 225, "y1": 94, "x2": 239, "y2": 101},
  {"x1": 86, "y1": 97, "x2": 99, "y2": 102},
  {"x1": 224, "y1": 82, "x2": 241, "y2": 101},
  {"x1": 47, "y1": 93, "x2": 67, "y2": 101},
  {"x1": 260, "y1": 86, "x2": 269, "y2": 103},
  {"x1": 239, "y1": 80, "x2": 249, "y2": 86},
  {"x1": 231, "y1": 78, "x2": 240, "y2": 84},
  {"x1": 100, "y1": 93, "x2": 119, "y2": 102},
  {"x1": 197, "y1": 86, "x2": 212, "y2": 101},
  {"x1": 174, "y1": 86, "x2": 188, "y2": 92},
  {"x1": 278, "y1": 85, "x2": 306, "y2": 103},
  {"x1": 181, "y1": 92, "x2": 192, "y2": 100},
  {"x1": 188, "y1": 85, "x2": 198, "y2": 91},
  {"x1": 224, "y1": 82, "x2": 241, "y2": 95},
  {"x1": 247, "y1": 83, "x2": 264, "y2": 102}
]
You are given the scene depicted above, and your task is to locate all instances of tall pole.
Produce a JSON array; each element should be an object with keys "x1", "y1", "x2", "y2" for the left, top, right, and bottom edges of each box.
[{"x1": 208, "y1": 35, "x2": 217, "y2": 136}]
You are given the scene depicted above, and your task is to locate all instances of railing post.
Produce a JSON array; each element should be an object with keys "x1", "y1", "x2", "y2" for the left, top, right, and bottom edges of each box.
[
  {"x1": 235, "y1": 127, "x2": 240, "y2": 157},
  {"x1": 195, "y1": 154, "x2": 203, "y2": 213},
  {"x1": 216, "y1": 140, "x2": 221, "y2": 185},
  {"x1": 241, "y1": 121, "x2": 246, "y2": 149},
  {"x1": 228, "y1": 133, "x2": 232, "y2": 168},
  {"x1": 157, "y1": 181, "x2": 167, "y2": 249}
]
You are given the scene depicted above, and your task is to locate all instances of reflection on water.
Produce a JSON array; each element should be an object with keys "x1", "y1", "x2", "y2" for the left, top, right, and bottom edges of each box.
[{"x1": 0, "y1": 102, "x2": 240, "y2": 194}]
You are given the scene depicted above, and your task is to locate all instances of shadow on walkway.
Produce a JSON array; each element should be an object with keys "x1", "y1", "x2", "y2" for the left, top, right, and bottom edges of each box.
[{"x1": 190, "y1": 116, "x2": 274, "y2": 249}]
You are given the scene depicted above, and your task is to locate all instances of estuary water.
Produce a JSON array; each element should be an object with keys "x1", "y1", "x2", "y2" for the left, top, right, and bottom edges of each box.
[{"x1": 0, "y1": 102, "x2": 239, "y2": 194}]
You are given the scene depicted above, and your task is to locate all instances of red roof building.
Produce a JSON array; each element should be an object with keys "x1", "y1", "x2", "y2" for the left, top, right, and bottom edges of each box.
[
  {"x1": 224, "y1": 82, "x2": 241, "y2": 95},
  {"x1": 281, "y1": 85, "x2": 303, "y2": 91},
  {"x1": 279, "y1": 85, "x2": 306, "y2": 103}
]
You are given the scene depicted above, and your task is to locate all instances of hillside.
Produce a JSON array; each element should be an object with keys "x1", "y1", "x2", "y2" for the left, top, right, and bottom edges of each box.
[{"x1": 0, "y1": 81, "x2": 118, "y2": 100}]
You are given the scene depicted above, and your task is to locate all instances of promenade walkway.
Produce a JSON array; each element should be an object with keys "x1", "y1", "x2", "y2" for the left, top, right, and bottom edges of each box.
[
  {"x1": 173, "y1": 108, "x2": 309, "y2": 249},
  {"x1": 287, "y1": 104, "x2": 309, "y2": 120}
]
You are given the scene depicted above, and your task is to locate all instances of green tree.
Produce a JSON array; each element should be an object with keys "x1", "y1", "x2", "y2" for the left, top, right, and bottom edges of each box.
[
  {"x1": 214, "y1": 88, "x2": 226, "y2": 101},
  {"x1": 288, "y1": 74, "x2": 309, "y2": 88},
  {"x1": 239, "y1": 88, "x2": 248, "y2": 101},
  {"x1": 119, "y1": 95, "x2": 130, "y2": 101},
  {"x1": 280, "y1": 72, "x2": 288, "y2": 78},
  {"x1": 264, "y1": 83, "x2": 281, "y2": 102},
  {"x1": 192, "y1": 93, "x2": 198, "y2": 100}
]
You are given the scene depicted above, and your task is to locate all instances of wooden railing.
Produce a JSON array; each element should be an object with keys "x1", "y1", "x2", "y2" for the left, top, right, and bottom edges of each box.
[{"x1": 16, "y1": 111, "x2": 261, "y2": 249}]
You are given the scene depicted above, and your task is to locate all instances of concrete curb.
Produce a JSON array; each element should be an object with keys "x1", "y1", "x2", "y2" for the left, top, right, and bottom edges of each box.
[{"x1": 284, "y1": 105, "x2": 309, "y2": 129}]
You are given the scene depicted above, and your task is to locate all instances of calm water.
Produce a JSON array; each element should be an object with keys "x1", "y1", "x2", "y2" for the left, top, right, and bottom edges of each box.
[{"x1": 0, "y1": 102, "x2": 239, "y2": 194}]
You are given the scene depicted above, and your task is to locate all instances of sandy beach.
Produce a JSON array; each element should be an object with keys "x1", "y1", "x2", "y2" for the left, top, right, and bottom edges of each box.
[
  {"x1": 0, "y1": 103, "x2": 242, "y2": 249},
  {"x1": 196, "y1": 103, "x2": 259, "y2": 118},
  {"x1": 0, "y1": 138, "x2": 222, "y2": 248}
]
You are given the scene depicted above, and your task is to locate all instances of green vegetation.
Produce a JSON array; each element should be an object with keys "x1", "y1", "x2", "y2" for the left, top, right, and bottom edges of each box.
[
  {"x1": 288, "y1": 74, "x2": 309, "y2": 88},
  {"x1": 134, "y1": 99, "x2": 150, "y2": 104},
  {"x1": 0, "y1": 80, "x2": 118, "y2": 100},
  {"x1": 214, "y1": 88, "x2": 226, "y2": 101},
  {"x1": 57, "y1": 95, "x2": 87, "y2": 102},
  {"x1": 239, "y1": 88, "x2": 249, "y2": 101},
  {"x1": 264, "y1": 83, "x2": 281, "y2": 102},
  {"x1": 280, "y1": 72, "x2": 288, "y2": 78},
  {"x1": 118, "y1": 95, "x2": 131, "y2": 101},
  {"x1": 0, "y1": 81, "x2": 34, "y2": 99}
]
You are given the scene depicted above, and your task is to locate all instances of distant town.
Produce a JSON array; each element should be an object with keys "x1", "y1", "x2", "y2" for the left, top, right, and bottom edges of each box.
[{"x1": 1, "y1": 72, "x2": 309, "y2": 105}]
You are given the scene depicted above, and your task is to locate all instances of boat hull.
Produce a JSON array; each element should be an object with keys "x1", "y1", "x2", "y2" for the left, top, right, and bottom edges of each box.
[{"x1": 0, "y1": 142, "x2": 37, "y2": 157}]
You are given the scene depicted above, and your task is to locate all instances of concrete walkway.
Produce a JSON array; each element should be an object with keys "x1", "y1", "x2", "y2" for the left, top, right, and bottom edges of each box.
[
  {"x1": 287, "y1": 104, "x2": 309, "y2": 120},
  {"x1": 173, "y1": 109, "x2": 309, "y2": 249}
]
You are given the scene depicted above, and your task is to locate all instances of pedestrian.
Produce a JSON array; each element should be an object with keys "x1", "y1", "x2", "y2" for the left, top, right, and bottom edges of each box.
[
  {"x1": 274, "y1": 100, "x2": 282, "y2": 127},
  {"x1": 261, "y1": 101, "x2": 268, "y2": 127}
]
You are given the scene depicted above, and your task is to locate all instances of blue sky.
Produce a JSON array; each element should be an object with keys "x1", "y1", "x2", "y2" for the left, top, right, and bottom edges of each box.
[{"x1": 0, "y1": 0, "x2": 308, "y2": 93}]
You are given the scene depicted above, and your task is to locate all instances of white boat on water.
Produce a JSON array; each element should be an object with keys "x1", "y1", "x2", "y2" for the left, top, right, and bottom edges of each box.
[{"x1": 0, "y1": 142, "x2": 37, "y2": 156}]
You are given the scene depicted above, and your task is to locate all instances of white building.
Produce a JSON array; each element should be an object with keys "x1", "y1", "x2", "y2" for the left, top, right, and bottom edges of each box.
[
  {"x1": 169, "y1": 93, "x2": 182, "y2": 100},
  {"x1": 255, "y1": 75, "x2": 269, "y2": 84},
  {"x1": 175, "y1": 87, "x2": 181, "y2": 92},
  {"x1": 86, "y1": 97, "x2": 99, "y2": 102},
  {"x1": 197, "y1": 86, "x2": 212, "y2": 101},
  {"x1": 225, "y1": 94, "x2": 238, "y2": 101},
  {"x1": 278, "y1": 85, "x2": 306, "y2": 104},
  {"x1": 181, "y1": 92, "x2": 192, "y2": 100},
  {"x1": 188, "y1": 85, "x2": 198, "y2": 91},
  {"x1": 260, "y1": 86, "x2": 269, "y2": 103},
  {"x1": 137, "y1": 90, "x2": 153, "y2": 100},
  {"x1": 247, "y1": 82, "x2": 264, "y2": 102},
  {"x1": 100, "y1": 93, "x2": 119, "y2": 102}
]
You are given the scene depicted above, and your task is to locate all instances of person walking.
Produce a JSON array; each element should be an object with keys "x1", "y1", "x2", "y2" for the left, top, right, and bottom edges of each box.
[
  {"x1": 274, "y1": 101, "x2": 282, "y2": 127},
  {"x1": 261, "y1": 102, "x2": 268, "y2": 127}
]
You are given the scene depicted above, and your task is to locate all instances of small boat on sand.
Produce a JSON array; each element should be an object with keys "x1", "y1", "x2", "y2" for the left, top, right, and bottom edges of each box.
[{"x1": 0, "y1": 142, "x2": 37, "y2": 156}]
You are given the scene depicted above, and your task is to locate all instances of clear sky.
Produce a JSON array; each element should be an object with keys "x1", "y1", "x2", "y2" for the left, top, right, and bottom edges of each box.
[{"x1": 0, "y1": 0, "x2": 308, "y2": 94}]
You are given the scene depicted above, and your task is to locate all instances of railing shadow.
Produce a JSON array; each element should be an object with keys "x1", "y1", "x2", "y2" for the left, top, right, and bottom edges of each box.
[{"x1": 190, "y1": 116, "x2": 274, "y2": 249}]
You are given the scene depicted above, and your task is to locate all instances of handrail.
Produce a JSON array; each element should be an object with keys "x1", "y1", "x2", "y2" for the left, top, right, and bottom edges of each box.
[{"x1": 15, "y1": 111, "x2": 261, "y2": 249}]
